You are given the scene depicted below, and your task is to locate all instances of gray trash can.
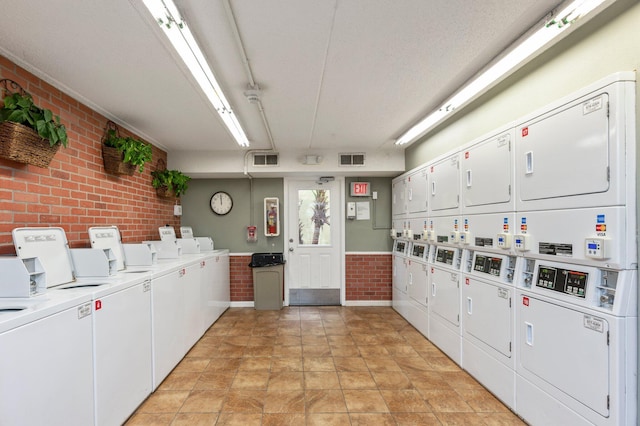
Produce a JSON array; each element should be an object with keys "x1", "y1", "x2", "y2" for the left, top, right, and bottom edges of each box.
[{"x1": 249, "y1": 253, "x2": 285, "y2": 310}]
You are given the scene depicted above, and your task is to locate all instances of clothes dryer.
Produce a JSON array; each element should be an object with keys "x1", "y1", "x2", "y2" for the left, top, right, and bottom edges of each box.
[
  {"x1": 392, "y1": 239, "x2": 409, "y2": 319},
  {"x1": 515, "y1": 258, "x2": 636, "y2": 426},
  {"x1": 0, "y1": 292, "x2": 94, "y2": 426},
  {"x1": 406, "y1": 241, "x2": 429, "y2": 338},
  {"x1": 461, "y1": 250, "x2": 518, "y2": 408}
]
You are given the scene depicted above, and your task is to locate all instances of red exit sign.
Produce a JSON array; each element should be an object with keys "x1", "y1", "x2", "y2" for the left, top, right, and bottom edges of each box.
[{"x1": 350, "y1": 182, "x2": 370, "y2": 197}]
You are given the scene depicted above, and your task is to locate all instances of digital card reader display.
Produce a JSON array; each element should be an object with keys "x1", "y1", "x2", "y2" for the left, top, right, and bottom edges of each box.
[
  {"x1": 436, "y1": 248, "x2": 455, "y2": 265},
  {"x1": 473, "y1": 255, "x2": 502, "y2": 276},
  {"x1": 412, "y1": 244, "x2": 425, "y2": 257},
  {"x1": 536, "y1": 265, "x2": 588, "y2": 298}
]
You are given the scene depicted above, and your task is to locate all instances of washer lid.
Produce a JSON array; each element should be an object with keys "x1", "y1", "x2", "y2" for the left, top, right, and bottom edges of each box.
[
  {"x1": 12, "y1": 227, "x2": 75, "y2": 287},
  {"x1": 159, "y1": 226, "x2": 177, "y2": 241},
  {"x1": 89, "y1": 226, "x2": 125, "y2": 271},
  {"x1": 180, "y1": 226, "x2": 194, "y2": 239}
]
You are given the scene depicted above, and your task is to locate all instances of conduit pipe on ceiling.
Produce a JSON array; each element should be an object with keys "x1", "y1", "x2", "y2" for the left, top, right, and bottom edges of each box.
[{"x1": 222, "y1": 0, "x2": 276, "y2": 152}]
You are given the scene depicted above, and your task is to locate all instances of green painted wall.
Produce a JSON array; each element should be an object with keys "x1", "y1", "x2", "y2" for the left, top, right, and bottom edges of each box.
[
  {"x1": 180, "y1": 176, "x2": 393, "y2": 253},
  {"x1": 181, "y1": 178, "x2": 284, "y2": 253},
  {"x1": 345, "y1": 177, "x2": 393, "y2": 252}
]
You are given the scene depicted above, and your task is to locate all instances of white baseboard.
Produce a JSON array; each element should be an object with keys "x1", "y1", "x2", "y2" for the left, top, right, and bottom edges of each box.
[
  {"x1": 230, "y1": 301, "x2": 255, "y2": 308},
  {"x1": 343, "y1": 300, "x2": 392, "y2": 307},
  {"x1": 230, "y1": 300, "x2": 392, "y2": 308}
]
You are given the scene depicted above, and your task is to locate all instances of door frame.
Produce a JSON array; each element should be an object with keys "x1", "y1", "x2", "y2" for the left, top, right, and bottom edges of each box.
[{"x1": 283, "y1": 177, "x2": 346, "y2": 306}]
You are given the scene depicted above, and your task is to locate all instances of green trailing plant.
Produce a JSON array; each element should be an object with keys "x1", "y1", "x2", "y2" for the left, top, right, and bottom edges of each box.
[
  {"x1": 104, "y1": 129, "x2": 153, "y2": 172},
  {"x1": 151, "y1": 169, "x2": 191, "y2": 197},
  {"x1": 0, "y1": 92, "x2": 68, "y2": 147}
]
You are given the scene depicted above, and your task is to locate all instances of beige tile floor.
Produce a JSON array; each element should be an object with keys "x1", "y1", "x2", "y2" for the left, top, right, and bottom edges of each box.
[{"x1": 126, "y1": 307, "x2": 526, "y2": 425}]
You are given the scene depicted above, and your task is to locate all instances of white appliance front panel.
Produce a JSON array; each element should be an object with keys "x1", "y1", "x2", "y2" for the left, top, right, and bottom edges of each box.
[
  {"x1": 407, "y1": 215, "x2": 428, "y2": 242},
  {"x1": 515, "y1": 206, "x2": 630, "y2": 270},
  {"x1": 183, "y1": 262, "x2": 203, "y2": 350},
  {"x1": 515, "y1": 77, "x2": 635, "y2": 211},
  {"x1": 0, "y1": 302, "x2": 94, "y2": 425},
  {"x1": 406, "y1": 167, "x2": 428, "y2": 214},
  {"x1": 393, "y1": 254, "x2": 407, "y2": 294},
  {"x1": 429, "y1": 265, "x2": 460, "y2": 327},
  {"x1": 426, "y1": 216, "x2": 462, "y2": 247},
  {"x1": 151, "y1": 268, "x2": 186, "y2": 389},
  {"x1": 407, "y1": 259, "x2": 428, "y2": 307},
  {"x1": 517, "y1": 293, "x2": 610, "y2": 417},
  {"x1": 461, "y1": 130, "x2": 514, "y2": 214},
  {"x1": 429, "y1": 152, "x2": 461, "y2": 216},
  {"x1": 94, "y1": 280, "x2": 152, "y2": 426},
  {"x1": 406, "y1": 299, "x2": 429, "y2": 339},
  {"x1": 461, "y1": 213, "x2": 516, "y2": 254},
  {"x1": 462, "y1": 277, "x2": 512, "y2": 358},
  {"x1": 392, "y1": 176, "x2": 407, "y2": 217}
]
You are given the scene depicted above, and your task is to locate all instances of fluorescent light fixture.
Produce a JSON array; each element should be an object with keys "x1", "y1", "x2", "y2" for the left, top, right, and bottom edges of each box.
[
  {"x1": 395, "y1": 0, "x2": 606, "y2": 146},
  {"x1": 142, "y1": 0, "x2": 250, "y2": 147}
]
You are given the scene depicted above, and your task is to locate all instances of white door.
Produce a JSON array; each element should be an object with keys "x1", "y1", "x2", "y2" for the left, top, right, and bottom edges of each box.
[{"x1": 285, "y1": 178, "x2": 344, "y2": 306}]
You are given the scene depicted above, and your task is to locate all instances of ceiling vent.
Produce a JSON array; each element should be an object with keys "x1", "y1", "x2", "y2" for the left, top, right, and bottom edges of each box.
[
  {"x1": 339, "y1": 153, "x2": 365, "y2": 166},
  {"x1": 253, "y1": 153, "x2": 279, "y2": 166}
]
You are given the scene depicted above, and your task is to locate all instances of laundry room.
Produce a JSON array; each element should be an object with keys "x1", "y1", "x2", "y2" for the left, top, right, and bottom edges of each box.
[{"x1": 0, "y1": 0, "x2": 639, "y2": 425}]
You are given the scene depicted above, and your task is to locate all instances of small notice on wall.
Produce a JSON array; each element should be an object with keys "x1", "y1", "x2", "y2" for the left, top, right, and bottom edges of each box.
[{"x1": 356, "y1": 202, "x2": 370, "y2": 220}]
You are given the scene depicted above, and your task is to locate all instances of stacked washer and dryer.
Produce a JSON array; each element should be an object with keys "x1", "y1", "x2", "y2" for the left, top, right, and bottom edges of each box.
[{"x1": 391, "y1": 72, "x2": 637, "y2": 425}]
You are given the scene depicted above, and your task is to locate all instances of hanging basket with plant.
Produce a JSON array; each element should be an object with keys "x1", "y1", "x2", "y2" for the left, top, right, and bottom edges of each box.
[
  {"x1": 151, "y1": 160, "x2": 191, "y2": 198},
  {"x1": 101, "y1": 120, "x2": 152, "y2": 175},
  {"x1": 0, "y1": 79, "x2": 68, "y2": 168}
]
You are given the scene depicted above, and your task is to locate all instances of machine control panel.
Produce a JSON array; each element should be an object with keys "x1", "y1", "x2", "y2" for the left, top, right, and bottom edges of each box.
[
  {"x1": 411, "y1": 244, "x2": 426, "y2": 258},
  {"x1": 536, "y1": 265, "x2": 588, "y2": 298},
  {"x1": 496, "y1": 233, "x2": 512, "y2": 249},
  {"x1": 436, "y1": 248, "x2": 455, "y2": 265},
  {"x1": 585, "y1": 238, "x2": 610, "y2": 260},
  {"x1": 394, "y1": 241, "x2": 407, "y2": 254},
  {"x1": 514, "y1": 234, "x2": 530, "y2": 251},
  {"x1": 473, "y1": 255, "x2": 502, "y2": 276}
]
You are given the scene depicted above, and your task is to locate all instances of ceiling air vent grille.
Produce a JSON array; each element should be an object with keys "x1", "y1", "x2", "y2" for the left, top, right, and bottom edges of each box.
[
  {"x1": 253, "y1": 153, "x2": 279, "y2": 166},
  {"x1": 339, "y1": 153, "x2": 365, "y2": 166}
]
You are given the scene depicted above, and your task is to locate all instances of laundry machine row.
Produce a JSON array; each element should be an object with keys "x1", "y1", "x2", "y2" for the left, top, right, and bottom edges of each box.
[
  {"x1": 0, "y1": 226, "x2": 230, "y2": 426},
  {"x1": 391, "y1": 73, "x2": 637, "y2": 425}
]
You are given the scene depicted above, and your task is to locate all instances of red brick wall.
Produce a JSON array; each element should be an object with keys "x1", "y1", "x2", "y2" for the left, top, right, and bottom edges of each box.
[
  {"x1": 0, "y1": 55, "x2": 178, "y2": 255},
  {"x1": 345, "y1": 253, "x2": 392, "y2": 301},
  {"x1": 230, "y1": 254, "x2": 253, "y2": 301},
  {"x1": 229, "y1": 253, "x2": 392, "y2": 303}
]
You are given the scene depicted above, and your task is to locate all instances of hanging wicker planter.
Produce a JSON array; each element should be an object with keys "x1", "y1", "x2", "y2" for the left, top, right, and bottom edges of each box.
[
  {"x1": 0, "y1": 79, "x2": 64, "y2": 168},
  {"x1": 101, "y1": 121, "x2": 136, "y2": 176},
  {"x1": 151, "y1": 159, "x2": 191, "y2": 198},
  {"x1": 155, "y1": 186, "x2": 176, "y2": 198},
  {"x1": 0, "y1": 121, "x2": 60, "y2": 167}
]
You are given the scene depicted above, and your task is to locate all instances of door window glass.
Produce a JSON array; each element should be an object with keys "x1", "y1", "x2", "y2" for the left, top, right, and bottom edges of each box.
[{"x1": 298, "y1": 189, "x2": 331, "y2": 245}]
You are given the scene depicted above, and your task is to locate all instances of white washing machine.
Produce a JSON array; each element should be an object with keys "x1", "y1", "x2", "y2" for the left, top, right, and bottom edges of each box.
[
  {"x1": 11, "y1": 227, "x2": 154, "y2": 426},
  {"x1": 406, "y1": 240, "x2": 429, "y2": 338},
  {"x1": 461, "y1": 250, "x2": 518, "y2": 409},
  {"x1": 0, "y1": 291, "x2": 95, "y2": 426}
]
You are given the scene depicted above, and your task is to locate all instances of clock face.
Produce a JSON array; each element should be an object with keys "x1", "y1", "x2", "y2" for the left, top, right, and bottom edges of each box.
[{"x1": 210, "y1": 191, "x2": 233, "y2": 215}]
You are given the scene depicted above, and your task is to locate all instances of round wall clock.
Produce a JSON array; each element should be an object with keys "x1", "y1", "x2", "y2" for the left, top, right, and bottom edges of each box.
[{"x1": 210, "y1": 191, "x2": 233, "y2": 215}]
